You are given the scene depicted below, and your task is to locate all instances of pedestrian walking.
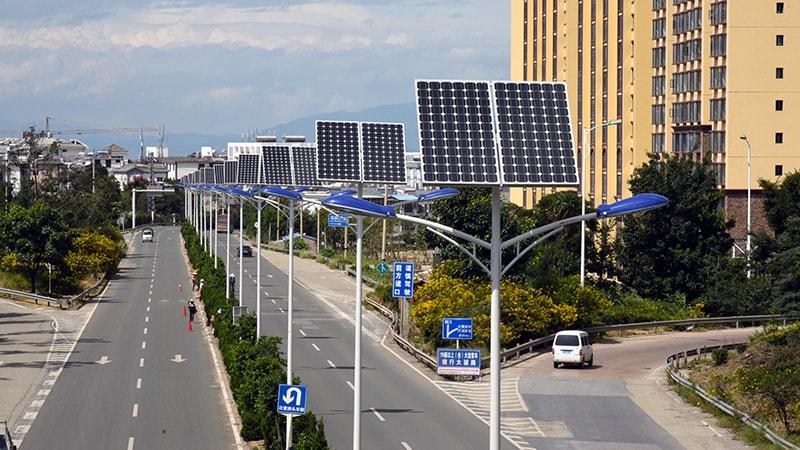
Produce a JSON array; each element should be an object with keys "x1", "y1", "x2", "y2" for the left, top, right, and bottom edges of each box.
[{"x1": 187, "y1": 299, "x2": 198, "y2": 322}]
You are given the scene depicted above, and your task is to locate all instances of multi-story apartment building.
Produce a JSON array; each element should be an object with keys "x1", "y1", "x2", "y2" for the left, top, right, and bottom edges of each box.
[{"x1": 509, "y1": 0, "x2": 799, "y2": 240}]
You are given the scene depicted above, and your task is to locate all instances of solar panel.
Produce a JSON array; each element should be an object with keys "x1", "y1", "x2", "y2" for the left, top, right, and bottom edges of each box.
[
  {"x1": 493, "y1": 81, "x2": 578, "y2": 185},
  {"x1": 415, "y1": 80, "x2": 498, "y2": 185},
  {"x1": 214, "y1": 164, "x2": 225, "y2": 185},
  {"x1": 291, "y1": 144, "x2": 319, "y2": 187},
  {"x1": 361, "y1": 122, "x2": 406, "y2": 184},
  {"x1": 203, "y1": 168, "x2": 215, "y2": 184},
  {"x1": 224, "y1": 161, "x2": 238, "y2": 184},
  {"x1": 262, "y1": 145, "x2": 293, "y2": 186},
  {"x1": 316, "y1": 121, "x2": 361, "y2": 182},
  {"x1": 237, "y1": 154, "x2": 262, "y2": 185}
]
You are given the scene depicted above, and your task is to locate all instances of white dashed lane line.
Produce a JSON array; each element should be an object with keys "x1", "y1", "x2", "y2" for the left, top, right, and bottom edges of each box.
[
  {"x1": 346, "y1": 381, "x2": 355, "y2": 391},
  {"x1": 299, "y1": 329, "x2": 306, "y2": 337},
  {"x1": 139, "y1": 358, "x2": 144, "y2": 368},
  {"x1": 128, "y1": 436, "x2": 135, "y2": 450},
  {"x1": 311, "y1": 344, "x2": 321, "y2": 352},
  {"x1": 370, "y1": 407, "x2": 386, "y2": 423},
  {"x1": 327, "y1": 360, "x2": 336, "y2": 368},
  {"x1": 401, "y1": 442, "x2": 412, "y2": 450},
  {"x1": 132, "y1": 403, "x2": 139, "y2": 417},
  {"x1": 136, "y1": 378, "x2": 142, "y2": 389},
  {"x1": 143, "y1": 327, "x2": 148, "y2": 335}
]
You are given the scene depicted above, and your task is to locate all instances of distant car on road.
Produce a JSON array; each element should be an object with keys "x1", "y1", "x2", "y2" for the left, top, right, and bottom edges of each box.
[
  {"x1": 240, "y1": 245, "x2": 253, "y2": 257},
  {"x1": 142, "y1": 228, "x2": 154, "y2": 243},
  {"x1": 552, "y1": 330, "x2": 593, "y2": 368}
]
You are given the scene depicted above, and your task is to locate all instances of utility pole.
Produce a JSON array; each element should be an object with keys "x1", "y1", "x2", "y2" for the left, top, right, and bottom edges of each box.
[{"x1": 381, "y1": 184, "x2": 389, "y2": 260}]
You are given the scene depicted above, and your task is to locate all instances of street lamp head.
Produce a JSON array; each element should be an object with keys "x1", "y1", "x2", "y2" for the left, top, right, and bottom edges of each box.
[
  {"x1": 228, "y1": 187, "x2": 254, "y2": 199},
  {"x1": 258, "y1": 185, "x2": 302, "y2": 202},
  {"x1": 596, "y1": 193, "x2": 668, "y2": 218},
  {"x1": 331, "y1": 189, "x2": 357, "y2": 197},
  {"x1": 322, "y1": 195, "x2": 396, "y2": 219},
  {"x1": 417, "y1": 188, "x2": 460, "y2": 203},
  {"x1": 606, "y1": 119, "x2": 622, "y2": 126}
]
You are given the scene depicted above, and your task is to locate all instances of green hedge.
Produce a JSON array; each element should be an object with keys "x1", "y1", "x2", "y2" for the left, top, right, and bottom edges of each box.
[{"x1": 181, "y1": 224, "x2": 329, "y2": 449}]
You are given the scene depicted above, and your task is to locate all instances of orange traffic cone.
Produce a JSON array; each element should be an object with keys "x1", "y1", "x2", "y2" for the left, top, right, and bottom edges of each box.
[
  {"x1": 188, "y1": 320, "x2": 193, "y2": 332},
  {"x1": 182, "y1": 306, "x2": 187, "y2": 317}
]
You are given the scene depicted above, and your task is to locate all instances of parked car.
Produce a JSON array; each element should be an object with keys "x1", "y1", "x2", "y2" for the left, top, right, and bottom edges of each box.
[
  {"x1": 552, "y1": 330, "x2": 593, "y2": 368},
  {"x1": 240, "y1": 245, "x2": 253, "y2": 257},
  {"x1": 142, "y1": 228, "x2": 154, "y2": 243}
]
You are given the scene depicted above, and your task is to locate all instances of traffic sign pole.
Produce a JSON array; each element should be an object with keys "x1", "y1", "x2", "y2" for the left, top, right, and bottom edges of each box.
[{"x1": 286, "y1": 201, "x2": 295, "y2": 450}]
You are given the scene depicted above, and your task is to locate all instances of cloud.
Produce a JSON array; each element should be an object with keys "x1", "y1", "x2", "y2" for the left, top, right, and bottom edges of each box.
[{"x1": 386, "y1": 33, "x2": 410, "y2": 46}]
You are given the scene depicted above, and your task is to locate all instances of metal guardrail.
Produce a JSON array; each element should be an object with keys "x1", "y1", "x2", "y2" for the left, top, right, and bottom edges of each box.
[
  {"x1": 0, "y1": 286, "x2": 69, "y2": 309},
  {"x1": 69, "y1": 275, "x2": 108, "y2": 305},
  {"x1": 665, "y1": 344, "x2": 800, "y2": 449},
  {"x1": 362, "y1": 296, "x2": 438, "y2": 369}
]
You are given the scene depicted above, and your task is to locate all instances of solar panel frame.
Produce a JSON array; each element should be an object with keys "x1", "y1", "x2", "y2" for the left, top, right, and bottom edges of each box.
[
  {"x1": 360, "y1": 122, "x2": 407, "y2": 184},
  {"x1": 492, "y1": 81, "x2": 578, "y2": 186},
  {"x1": 214, "y1": 164, "x2": 225, "y2": 185},
  {"x1": 224, "y1": 161, "x2": 238, "y2": 185},
  {"x1": 290, "y1": 143, "x2": 320, "y2": 187},
  {"x1": 316, "y1": 120, "x2": 361, "y2": 182},
  {"x1": 415, "y1": 79, "x2": 500, "y2": 185},
  {"x1": 262, "y1": 144, "x2": 293, "y2": 187},
  {"x1": 237, "y1": 154, "x2": 263, "y2": 185}
]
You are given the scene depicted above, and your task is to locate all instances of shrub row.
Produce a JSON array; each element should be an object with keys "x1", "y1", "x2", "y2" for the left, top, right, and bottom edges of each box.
[{"x1": 181, "y1": 224, "x2": 329, "y2": 449}]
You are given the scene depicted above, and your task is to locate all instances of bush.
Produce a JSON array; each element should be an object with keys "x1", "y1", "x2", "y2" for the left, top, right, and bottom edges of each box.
[
  {"x1": 320, "y1": 247, "x2": 336, "y2": 258},
  {"x1": 712, "y1": 347, "x2": 729, "y2": 365},
  {"x1": 181, "y1": 224, "x2": 329, "y2": 448}
]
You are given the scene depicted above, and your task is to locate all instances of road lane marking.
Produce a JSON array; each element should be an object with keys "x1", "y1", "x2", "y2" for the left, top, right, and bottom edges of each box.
[
  {"x1": 128, "y1": 436, "x2": 135, "y2": 450},
  {"x1": 299, "y1": 329, "x2": 306, "y2": 336},
  {"x1": 137, "y1": 378, "x2": 142, "y2": 389},
  {"x1": 132, "y1": 403, "x2": 139, "y2": 417},
  {"x1": 279, "y1": 307, "x2": 285, "y2": 313},
  {"x1": 148, "y1": 298, "x2": 151, "y2": 303},
  {"x1": 702, "y1": 421, "x2": 724, "y2": 438},
  {"x1": 146, "y1": 306, "x2": 150, "y2": 312},
  {"x1": 401, "y1": 442, "x2": 412, "y2": 450},
  {"x1": 370, "y1": 407, "x2": 386, "y2": 422},
  {"x1": 145, "y1": 316, "x2": 149, "y2": 323},
  {"x1": 23, "y1": 411, "x2": 37, "y2": 420},
  {"x1": 143, "y1": 327, "x2": 148, "y2": 335},
  {"x1": 312, "y1": 344, "x2": 321, "y2": 352},
  {"x1": 327, "y1": 360, "x2": 336, "y2": 368},
  {"x1": 141, "y1": 341, "x2": 146, "y2": 349},
  {"x1": 37, "y1": 389, "x2": 50, "y2": 396},
  {"x1": 139, "y1": 358, "x2": 144, "y2": 368},
  {"x1": 149, "y1": 290, "x2": 152, "y2": 296},
  {"x1": 31, "y1": 400, "x2": 44, "y2": 407},
  {"x1": 347, "y1": 381, "x2": 355, "y2": 390}
]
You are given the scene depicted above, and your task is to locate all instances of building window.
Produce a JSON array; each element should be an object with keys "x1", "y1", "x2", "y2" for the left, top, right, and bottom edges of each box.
[
  {"x1": 652, "y1": 105, "x2": 665, "y2": 124},
  {"x1": 776, "y1": 132, "x2": 784, "y2": 144},
  {"x1": 776, "y1": 99, "x2": 784, "y2": 111},
  {"x1": 673, "y1": 70, "x2": 702, "y2": 93},
  {"x1": 652, "y1": 18, "x2": 666, "y2": 39},
  {"x1": 652, "y1": 46, "x2": 666, "y2": 67},
  {"x1": 776, "y1": 165, "x2": 784, "y2": 176},
  {"x1": 673, "y1": 131, "x2": 702, "y2": 152},
  {"x1": 710, "y1": 99, "x2": 726, "y2": 121},
  {"x1": 777, "y1": 2, "x2": 784, "y2": 14},
  {"x1": 652, "y1": 76, "x2": 665, "y2": 96},
  {"x1": 673, "y1": 39, "x2": 702, "y2": 64},
  {"x1": 652, "y1": 133, "x2": 665, "y2": 152},
  {"x1": 711, "y1": 66, "x2": 726, "y2": 88},
  {"x1": 653, "y1": 0, "x2": 665, "y2": 10},
  {"x1": 673, "y1": 8, "x2": 702, "y2": 34},
  {"x1": 777, "y1": 67, "x2": 784, "y2": 79},
  {"x1": 710, "y1": 131, "x2": 725, "y2": 152},
  {"x1": 776, "y1": 35, "x2": 784, "y2": 46},
  {"x1": 672, "y1": 101, "x2": 702, "y2": 123},
  {"x1": 711, "y1": 34, "x2": 727, "y2": 57},
  {"x1": 711, "y1": 2, "x2": 727, "y2": 25}
]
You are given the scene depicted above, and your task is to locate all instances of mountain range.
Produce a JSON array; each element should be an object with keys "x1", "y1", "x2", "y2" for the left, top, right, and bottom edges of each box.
[{"x1": 0, "y1": 103, "x2": 419, "y2": 156}]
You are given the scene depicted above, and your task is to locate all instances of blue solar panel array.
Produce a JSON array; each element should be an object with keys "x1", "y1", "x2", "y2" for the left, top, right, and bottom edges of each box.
[
  {"x1": 415, "y1": 79, "x2": 578, "y2": 186},
  {"x1": 316, "y1": 121, "x2": 361, "y2": 182},
  {"x1": 224, "y1": 160, "x2": 238, "y2": 184},
  {"x1": 361, "y1": 123, "x2": 406, "y2": 184},
  {"x1": 316, "y1": 120, "x2": 406, "y2": 184},
  {"x1": 262, "y1": 145, "x2": 293, "y2": 186},
  {"x1": 291, "y1": 144, "x2": 319, "y2": 187},
  {"x1": 214, "y1": 164, "x2": 225, "y2": 185},
  {"x1": 237, "y1": 154, "x2": 262, "y2": 185}
]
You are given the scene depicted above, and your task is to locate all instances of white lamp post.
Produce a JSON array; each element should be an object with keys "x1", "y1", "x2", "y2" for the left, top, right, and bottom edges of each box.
[{"x1": 739, "y1": 135, "x2": 752, "y2": 278}]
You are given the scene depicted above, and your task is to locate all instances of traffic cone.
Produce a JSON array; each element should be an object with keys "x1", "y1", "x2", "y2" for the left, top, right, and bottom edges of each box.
[
  {"x1": 182, "y1": 306, "x2": 187, "y2": 317},
  {"x1": 188, "y1": 320, "x2": 193, "y2": 332}
]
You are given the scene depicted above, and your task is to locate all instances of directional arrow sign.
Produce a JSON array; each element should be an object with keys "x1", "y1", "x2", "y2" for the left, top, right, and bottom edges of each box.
[
  {"x1": 376, "y1": 261, "x2": 389, "y2": 274},
  {"x1": 171, "y1": 354, "x2": 186, "y2": 363},
  {"x1": 442, "y1": 318, "x2": 473, "y2": 340},
  {"x1": 277, "y1": 384, "x2": 307, "y2": 416},
  {"x1": 95, "y1": 356, "x2": 112, "y2": 365}
]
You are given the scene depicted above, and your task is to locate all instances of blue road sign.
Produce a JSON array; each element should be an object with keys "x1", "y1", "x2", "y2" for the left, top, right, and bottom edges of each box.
[
  {"x1": 277, "y1": 384, "x2": 307, "y2": 416},
  {"x1": 327, "y1": 213, "x2": 349, "y2": 228},
  {"x1": 437, "y1": 348, "x2": 481, "y2": 376},
  {"x1": 442, "y1": 318, "x2": 473, "y2": 340},
  {"x1": 392, "y1": 261, "x2": 415, "y2": 298}
]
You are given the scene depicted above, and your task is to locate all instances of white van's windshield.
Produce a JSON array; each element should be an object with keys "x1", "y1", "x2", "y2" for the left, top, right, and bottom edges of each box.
[{"x1": 555, "y1": 335, "x2": 580, "y2": 346}]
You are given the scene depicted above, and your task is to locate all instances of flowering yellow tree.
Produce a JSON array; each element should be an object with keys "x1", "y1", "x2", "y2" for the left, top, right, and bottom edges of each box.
[{"x1": 66, "y1": 231, "x2": 119, "y2": 280}]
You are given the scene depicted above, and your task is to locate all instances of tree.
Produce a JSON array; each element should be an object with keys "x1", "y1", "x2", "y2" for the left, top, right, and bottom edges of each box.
[
  {"x1": 0, "y1": 202, "x2": 72, "y2": 292},
  {"x1": 760, "y1": 170, "x2": 800, "y2": 235},
  {"x1": 66, "y1": 231, "x2": 119, "y2": 280},
  {"x1": 618, "y1": 154, "x2": 732, "y2": 302}
]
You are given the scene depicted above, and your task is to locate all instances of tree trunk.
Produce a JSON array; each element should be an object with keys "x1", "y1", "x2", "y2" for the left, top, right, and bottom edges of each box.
[{"x1": 30, "y1": 269, "x2": 37, "y2": 294}]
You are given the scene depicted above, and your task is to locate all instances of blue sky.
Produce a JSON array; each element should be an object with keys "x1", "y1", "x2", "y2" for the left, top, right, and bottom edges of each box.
[{"x1": 0, "y1": 1, "x2": 508, "y2": 135}]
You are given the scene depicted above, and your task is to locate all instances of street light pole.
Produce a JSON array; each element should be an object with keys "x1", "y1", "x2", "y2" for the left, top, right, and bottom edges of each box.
[
  {"x1": 225, "y1": 196, "x2": 231, "y2": 300},
  {"x1": 581, "y1": 119, "x2": 621, "y2": 286},
  {"x1": 239, "y1": 200, "x2": 244, "y2": 307},
  {"x1": 488, "y1": 186, "x2": 502, "y2": 450},
  {"x1": 353, "y1": 185, "x2": 364, "y2": 450},
  {"x1": 286, "y1": 201, "x2": 295, "y2": 450},
  {"x1": 740, "y1": 135, "x2": 753, "y2": 278},
  {"x1": 256, "y1": 199, "x2": 263, "y2": 337}
]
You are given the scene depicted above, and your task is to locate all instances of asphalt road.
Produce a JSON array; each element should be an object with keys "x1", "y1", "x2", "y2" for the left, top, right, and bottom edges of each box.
[
  {"x1": 21, "y1": 227, "x2": 235, "y2": 450},
  {"x1": 215, "y1": 231, "x2": 517, "y2": 450}
]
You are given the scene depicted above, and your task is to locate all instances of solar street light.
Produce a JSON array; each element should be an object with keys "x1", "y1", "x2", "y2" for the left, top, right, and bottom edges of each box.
[{"x1": 595, "y1": 193, "x2": 668, "y2": 218}]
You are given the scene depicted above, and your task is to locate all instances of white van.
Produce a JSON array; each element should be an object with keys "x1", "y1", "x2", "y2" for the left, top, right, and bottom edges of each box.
[
  {"x1": 552, "y1": 330, "x2": 593, "y2": 368},
  {"x1": 141, "y1": 228, "x2": 154, "y2": 243}
]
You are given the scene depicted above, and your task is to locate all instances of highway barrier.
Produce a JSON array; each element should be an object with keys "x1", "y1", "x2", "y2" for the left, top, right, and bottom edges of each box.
[
  {"x1": 665, "y1": 344, "x2": 800, "y2": 449},
  {"x1": 0, "y1": 287, "x2": 70, "y2": 309}
]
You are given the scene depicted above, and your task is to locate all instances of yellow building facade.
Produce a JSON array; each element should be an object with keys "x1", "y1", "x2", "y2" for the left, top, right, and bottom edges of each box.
[{"x1": 509, "y1": 0, "x2": 799, "y2": 240}]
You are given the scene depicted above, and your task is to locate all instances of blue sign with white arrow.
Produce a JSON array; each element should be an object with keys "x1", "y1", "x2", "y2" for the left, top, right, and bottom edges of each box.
[
  {"x1": 442, "y1": 317, "x2": 473, "y2": 340},
  {"x1": 327, "y1": 213, "x2": 349, "y2": 228},
  {"x1": 277, "y1": 384, "x2": 307, "y2": 416}
]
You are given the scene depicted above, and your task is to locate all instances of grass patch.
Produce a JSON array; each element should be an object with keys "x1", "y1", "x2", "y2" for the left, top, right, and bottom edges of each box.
[
  {"x1": 669, "y1": 377, "x2": 783, "y2": 450},
  {"x1": 0, "y1": 270, "x2": 30, "y2": 291}
]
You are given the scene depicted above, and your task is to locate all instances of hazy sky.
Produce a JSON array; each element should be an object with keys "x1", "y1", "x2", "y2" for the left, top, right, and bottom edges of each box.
[{"x1": 0, "y1": 1, "x2": 509, "y2": 134}]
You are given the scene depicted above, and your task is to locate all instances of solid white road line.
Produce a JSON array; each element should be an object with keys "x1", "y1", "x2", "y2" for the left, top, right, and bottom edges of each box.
[
  {"x1": 299, "y1": 329, "x2": 306, "y2": 336},
  {"x1": 370, "y1": 407, "x2": 386, "y2": 422},
  {"x1": 401, "y1": 442, "x2": 412, "y2": 450},
  {"x1": 312, "y1": 344, "x2": 321, "y2": 352},
  {"x1": 128, "y1": 436, "x2": 135, "y2": 450},
  {"x1": 139, "y1": 358, "x2": 144, "y2": 368},
  {"x1": 327, "y1": 360, "x2": 336, "y2": 368},
  {"x1": 141, "y1": 341, "x2": 146, "y2": 349},
  {"x1": 132, "y1": 403, "x2": 139, "y2": 417},
  {"x1": 136, "y1": 378, "x2": 142, "y2": 389},
  {"x1": 346, "y1": 381, "x2": 355, "y2": 391},
  {"x1": 143, "y1": 327, "x2": 148, "y2": 335}
]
